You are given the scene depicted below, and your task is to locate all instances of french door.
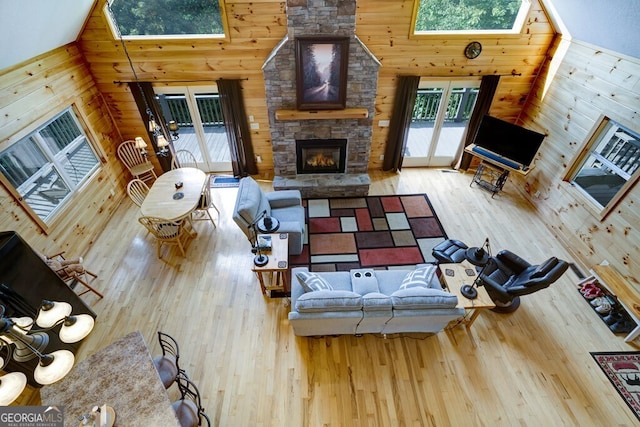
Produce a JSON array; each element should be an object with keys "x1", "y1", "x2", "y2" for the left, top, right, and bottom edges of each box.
[
  {"x1": 154, "y1": 85, "x2": 231, "y2": 172},
  {"x1": 403, "y1": 79, "x2": 480, "y2": 167}
]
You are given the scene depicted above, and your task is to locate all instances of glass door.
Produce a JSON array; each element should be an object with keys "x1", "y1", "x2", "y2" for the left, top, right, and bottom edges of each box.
[
  {"x1": 154, "y1": 85, "x2": 231, "y2": 172},
  {"x1": 403, "y1": 79, "x2": 480, "y2": 167}
]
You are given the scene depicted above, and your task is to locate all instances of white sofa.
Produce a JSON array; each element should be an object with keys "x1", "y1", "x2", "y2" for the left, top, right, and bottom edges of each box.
[{"x1": 288, "y1": 266, "x2": 465, "y2": 336}]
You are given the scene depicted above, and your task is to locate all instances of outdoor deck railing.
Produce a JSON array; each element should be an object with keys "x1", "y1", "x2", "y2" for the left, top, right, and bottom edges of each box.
[
  {"x1": 157, "y1": 94, "x2": 225, "y2": 128},
  {"x1": 412, "y1": 87, "x2": 478, "y2": 123}
]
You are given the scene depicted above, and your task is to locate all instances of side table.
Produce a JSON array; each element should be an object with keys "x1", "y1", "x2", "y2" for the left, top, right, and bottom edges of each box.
[
  {"x1": 440, "y1": 261, "x2": 495, "y2": 331},
  {"x1": 251, "y1": 233, "x2": 289, "y2": 295}
]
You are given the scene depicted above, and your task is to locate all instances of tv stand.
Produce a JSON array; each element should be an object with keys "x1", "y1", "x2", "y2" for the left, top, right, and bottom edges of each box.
[
  {"x1": 471, "y1": 162, "x2": 509, "y2": 197},
  {"x1": 465, "y1": 144, "x2": 533, "y2": 197}
]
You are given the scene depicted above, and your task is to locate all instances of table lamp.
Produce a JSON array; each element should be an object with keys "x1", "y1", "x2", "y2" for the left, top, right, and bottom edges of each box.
[{"x1": 461, "y1": 238, "x2": 491, "y2": 299}]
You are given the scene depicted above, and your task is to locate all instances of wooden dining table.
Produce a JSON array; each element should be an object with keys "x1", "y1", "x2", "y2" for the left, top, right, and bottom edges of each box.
[{"x1": 141, "y1": 167, "x2": 207, "y2": 221}]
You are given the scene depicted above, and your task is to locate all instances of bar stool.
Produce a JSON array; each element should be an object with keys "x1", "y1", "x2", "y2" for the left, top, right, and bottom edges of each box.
[
  {"x1": 153, "y1": 331, "x2": 183, "y2": 389},
  {"x1": 172, "y1": 371, "x2": 211, "y2": 427}
]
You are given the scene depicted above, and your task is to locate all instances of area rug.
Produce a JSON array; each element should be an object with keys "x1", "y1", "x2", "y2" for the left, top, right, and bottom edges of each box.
[
  {"x1": 591, "y1": 351, "x2": 640, "y2": 421},
  {"x1": 289, "y1": 194, "x2": 448, "y2": 272},
  {"x1": 210, "y1": 175, "x2": 239, "y2": 188}
]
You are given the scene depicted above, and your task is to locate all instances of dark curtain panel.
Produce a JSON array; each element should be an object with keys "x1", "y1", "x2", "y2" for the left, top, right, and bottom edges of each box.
[
  {"x1": 216, "y1": 79, "x2": 257, "y2": 177},
  {"x1": 383, "y1": 75, "x2": 420, "y2": 171},
  {"x1": 129, "y1": 82, "x2": 173, "y2": 172},
  {"x1": 457, "y1": 75, "x2": 500, "y2": 170}
]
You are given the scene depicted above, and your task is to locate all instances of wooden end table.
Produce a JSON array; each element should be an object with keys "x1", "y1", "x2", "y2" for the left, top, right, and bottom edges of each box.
[
  {"x1": 251, "y1": 233, "x2": 289, "y2": 295},
  {"x1": 440, "y1": 261, "x2": 496, "y2": 330}
]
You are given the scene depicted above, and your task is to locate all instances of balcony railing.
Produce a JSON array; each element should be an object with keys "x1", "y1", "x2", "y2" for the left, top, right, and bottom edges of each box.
[
  {"x1": 412, "y1": 88, "x2": 479, "y2": 123},
  {"x1": 156, "y1": 94, "x2": 225, "y2": 128}
]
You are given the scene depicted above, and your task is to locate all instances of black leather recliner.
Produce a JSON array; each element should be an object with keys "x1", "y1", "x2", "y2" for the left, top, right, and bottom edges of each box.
[
  {"x1": 479, "y1": 250, "x2": 569, "y2": 313},
  {"x1": 432, "y1": 239, "x2": 469, "y2": 264}
]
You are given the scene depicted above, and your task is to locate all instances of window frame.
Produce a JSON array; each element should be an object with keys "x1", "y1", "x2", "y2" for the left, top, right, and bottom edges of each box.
[
  {"x1": 0, "y1": 106, "x2": 101, "y2": 231},
  {"x1": 410, "y1": 0, "x2": 531, "y2": 37},
  {"x1": 564, "y1": 115, "x2": 640, "y2": 220},
  {"x1": 104, "y1": 0, "x2": 230, "y2": 42}
]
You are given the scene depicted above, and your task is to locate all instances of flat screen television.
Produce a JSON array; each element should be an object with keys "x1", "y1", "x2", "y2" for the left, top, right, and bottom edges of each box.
[{"x1": 473, "y1": 115, "x2": 545, "y2": 168}]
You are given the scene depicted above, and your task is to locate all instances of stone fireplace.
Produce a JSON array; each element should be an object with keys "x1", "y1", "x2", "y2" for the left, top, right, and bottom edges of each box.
[
  {"x1": 296, "y1": 139, "x2": 347, "y2": 174},
  {"x1": 262, "y1": 0, "x2": 380, "y2": 198}
]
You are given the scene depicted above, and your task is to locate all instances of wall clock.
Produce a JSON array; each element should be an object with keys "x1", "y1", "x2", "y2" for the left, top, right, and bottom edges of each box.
[{"x1": 464, "y1": 41, "x2": 482, "y2": 59}]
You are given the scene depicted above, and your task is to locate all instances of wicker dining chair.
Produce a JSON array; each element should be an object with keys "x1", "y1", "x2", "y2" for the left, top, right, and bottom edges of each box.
[
  {"x1": 126, "y1": 178, "x2": 150, "y2": 207},
  {"x1": 171, "y1": 150, "x2": 198, "y2": 170},
  {"x1": 138, "y1": 216, "x2": 196, "y2": 258},
  {"x1": 117, "y1": 140, "x2": 157, "y2": 184}
]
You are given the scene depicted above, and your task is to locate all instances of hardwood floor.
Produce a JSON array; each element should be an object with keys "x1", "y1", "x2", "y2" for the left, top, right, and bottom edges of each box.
[{"x1": 27, "y1": 168, "x2": 638, "y2": 425}]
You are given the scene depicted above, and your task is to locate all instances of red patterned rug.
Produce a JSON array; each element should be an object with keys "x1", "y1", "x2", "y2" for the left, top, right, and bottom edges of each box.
[
  {"x1": 289, "y1": 194, "x2": 448, "y2": 272},
  {"x1": 591, "y1": 351, "x2": 640, "y2": 421}
]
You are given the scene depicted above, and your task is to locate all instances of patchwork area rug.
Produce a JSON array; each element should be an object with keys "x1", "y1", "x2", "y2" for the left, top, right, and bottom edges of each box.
[
  {"x1": 210, "y1": 175, "x2": 239, "y2": 188},
  {"x1": 289, "y1": 194, "x2": 448, "y2": 272},
  {"x1": 591, "y1": 351, "x2": 640, "y2": 421}
]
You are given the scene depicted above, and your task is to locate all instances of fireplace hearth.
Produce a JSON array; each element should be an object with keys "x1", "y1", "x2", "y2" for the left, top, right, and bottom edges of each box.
[{"x1": 296, "y1": 139, "x2": 347, "y2": 174}]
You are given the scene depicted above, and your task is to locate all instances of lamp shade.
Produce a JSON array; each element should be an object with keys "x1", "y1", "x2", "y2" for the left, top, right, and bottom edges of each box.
[
  {"x1": 465, "y1": 247, "x2": 489, "y2": 267},
  {"x1": 156, "y1": 134, "x2": 169, "y2": 148},
  {"x1": 59, "y1": 314, "x2": 94, "y2": 343},
  {"x1": 34, "y1": 350, "x2": 75, "y2": 385},
  {"x1": 134, "y1": 136, "x2": 148, "y2": 149},
  {"x1": 0, "y1": 372, "x2": 27, "y2": 405},
  {"x1": 148, "y1": 119, "x2": 158, "y2": 133},
  {"x1": 36, "y1": 301, "x2": 72, "y2": 328}
]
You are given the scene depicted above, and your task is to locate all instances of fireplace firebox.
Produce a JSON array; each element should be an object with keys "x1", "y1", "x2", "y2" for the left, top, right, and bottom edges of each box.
[{"x1": 296, "y1": 139, "x2": 347, "y2": 174}]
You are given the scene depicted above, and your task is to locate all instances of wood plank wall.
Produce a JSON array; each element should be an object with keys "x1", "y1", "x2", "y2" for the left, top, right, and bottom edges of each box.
[
  {"x1": 517, "y1": 36, "x2": 640, "y2": 284},
  {"x1": 78, "y1": 0, "x2": 555, "y2": 174},
  {"x1": 0, "y1": 45, "x2": 126, "y2": 257}
]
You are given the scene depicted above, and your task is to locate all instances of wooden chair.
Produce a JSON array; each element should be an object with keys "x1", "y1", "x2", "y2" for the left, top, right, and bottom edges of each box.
[
  {"x1": 43, "y1": 252, "x2": 103, "y2": 299},
  {"x1": 171, "y1": 150, "x2": 198, "y2": 170},
  {"x1": 153, "y1": 331, "x2": 184, "y2": 389},
  {"x1": 126, "y1": 178, "x2": 150, "y2": 207},
  {"x1": 172, "y1": 371, "x2": 211, "y2": 427},
  {"x1": 138, "y1": 216, "x2": 196, "y2": 258},
  {"x1": 193, "y1": 183, "x2": 219, "y2": 228},
  {"x1": 117, "y1": 140, "x2": 157, "y2": 184}
]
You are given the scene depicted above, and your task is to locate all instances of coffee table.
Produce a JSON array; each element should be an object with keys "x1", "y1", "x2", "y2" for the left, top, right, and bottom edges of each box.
[
  {"x1": 440, "y1": 261, "x2": 496, "y2": 331},
  {"x1": 251, "y1": 233, "x2": 289, "y2": 295}
]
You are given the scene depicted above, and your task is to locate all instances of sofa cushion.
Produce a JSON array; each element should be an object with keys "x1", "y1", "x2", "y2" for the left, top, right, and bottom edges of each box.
[
  {"x1": 351, "y1": 269, "x2": 380, "y2": 295},
  {"x1": 391, "y1": 287, "x2": 458, "y2": 309},
  {"x1": 399, "y1": 265, "x2": 437, "y2": 290},
  {"x1": 295, "y1": 271, "x2": 334, "y2": 292},
  {"x1": 362, "y1": 292, "x2": 393, "y2": 311},
  {"x1": 295, "y1": 290, "x2": 363, "y2": 313}
]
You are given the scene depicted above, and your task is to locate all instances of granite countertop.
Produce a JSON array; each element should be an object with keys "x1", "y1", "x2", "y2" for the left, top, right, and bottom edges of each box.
[{"x1": 40, "y1": 331, "x2": 180, "y2": 427}]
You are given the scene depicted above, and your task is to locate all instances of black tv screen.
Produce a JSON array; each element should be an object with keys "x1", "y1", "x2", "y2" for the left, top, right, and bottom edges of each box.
[{"x1": 473, "y1": 115, "x2": 545, "y2": 167}]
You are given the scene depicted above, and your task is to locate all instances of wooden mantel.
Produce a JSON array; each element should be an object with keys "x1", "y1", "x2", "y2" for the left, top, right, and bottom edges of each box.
[{"x1": 275, "y1": 108, "x2": 368, "y2": 121}]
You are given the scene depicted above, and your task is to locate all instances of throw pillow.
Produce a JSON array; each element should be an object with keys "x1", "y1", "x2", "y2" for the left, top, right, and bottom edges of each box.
[
  {"x1": 351, "y1": 269, "x2": 380, "y2": 295},
  {"x1": 400, "y1": 265, "x2": 437, "y2": 290},
  {"x1": 295, "y1": 271, "x2": 334, "y2": 293}
]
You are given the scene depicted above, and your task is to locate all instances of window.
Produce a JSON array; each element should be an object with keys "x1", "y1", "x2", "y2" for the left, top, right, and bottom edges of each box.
[
  {"x1": 413, "y1": 0, "x2": 528, "y2": 33},
  {"x1": 106, "y1": 0, "x2": 227, "y2": 38},
  {"x1": 0, "y1": 108, "x2": 100, "y2": 221},
  {"x1": 571, "y1": 119, "x2": 640, "y2": 210}
]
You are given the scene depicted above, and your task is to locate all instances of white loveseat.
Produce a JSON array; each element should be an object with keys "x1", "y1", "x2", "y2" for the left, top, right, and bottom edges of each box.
[{"x1": 288, "y1": 266, "x2": 464, "y2": 336}]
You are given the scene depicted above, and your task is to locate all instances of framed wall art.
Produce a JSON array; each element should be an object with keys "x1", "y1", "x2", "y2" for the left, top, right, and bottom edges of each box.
[{"x1": 295, "y1": 36, "x2": 349, "y2": 110}]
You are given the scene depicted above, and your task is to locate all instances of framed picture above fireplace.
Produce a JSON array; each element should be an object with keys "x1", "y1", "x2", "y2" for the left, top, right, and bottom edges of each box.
[{"x1": 295, "y1": 36, "x2": 349, "y2": 110}]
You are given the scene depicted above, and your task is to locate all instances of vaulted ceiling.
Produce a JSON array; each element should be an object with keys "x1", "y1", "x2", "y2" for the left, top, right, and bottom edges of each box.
[{"x1": 0, "y1": 0, "x2": 638, "y2": 72}]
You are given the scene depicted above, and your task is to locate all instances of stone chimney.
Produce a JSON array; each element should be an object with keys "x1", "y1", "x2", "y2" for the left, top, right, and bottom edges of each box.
[{"x1": 263, "y1": 0, "x2": 380, "y2": 197}]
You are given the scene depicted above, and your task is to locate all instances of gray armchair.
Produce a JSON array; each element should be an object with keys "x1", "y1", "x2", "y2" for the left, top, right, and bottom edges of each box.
[{"x1": 232, "y1": 177, "x2": 305, "y2": 255}]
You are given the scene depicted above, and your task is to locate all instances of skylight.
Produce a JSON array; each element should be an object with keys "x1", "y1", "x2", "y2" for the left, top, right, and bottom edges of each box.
[
  {"x1": 106, "y1": 0, "x2": 226, "y2": 38},
  {"x1": 413, "y1": 0, "x2": 529, "y2": 34}
]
